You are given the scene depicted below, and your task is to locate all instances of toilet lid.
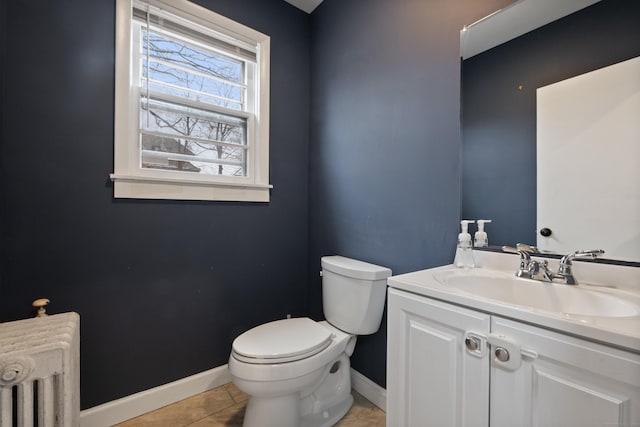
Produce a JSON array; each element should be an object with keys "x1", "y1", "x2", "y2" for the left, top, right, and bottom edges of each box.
[{"x1": 232, "y1": 317, "x2": 332, "y2": 363}]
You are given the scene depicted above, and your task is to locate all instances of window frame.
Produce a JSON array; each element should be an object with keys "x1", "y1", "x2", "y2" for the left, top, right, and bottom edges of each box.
[{"x1": 112, "y1": 0, "x2": 271, "y2": 202}]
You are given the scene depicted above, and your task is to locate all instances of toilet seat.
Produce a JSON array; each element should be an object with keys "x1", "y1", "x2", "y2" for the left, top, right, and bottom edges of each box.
[{"x1": 232, "y1": 317, "x2": 333, "y2": 364}]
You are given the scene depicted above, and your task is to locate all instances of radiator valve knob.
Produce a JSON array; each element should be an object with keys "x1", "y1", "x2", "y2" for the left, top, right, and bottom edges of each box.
[{"x1": 32, "y1": 298, "x2": 50, "y2": 317}]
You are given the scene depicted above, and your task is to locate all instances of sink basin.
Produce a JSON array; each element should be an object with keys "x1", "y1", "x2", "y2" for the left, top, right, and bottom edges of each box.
[{"x1": 434, "y1": 269, "x2": 640, "y2": 318}]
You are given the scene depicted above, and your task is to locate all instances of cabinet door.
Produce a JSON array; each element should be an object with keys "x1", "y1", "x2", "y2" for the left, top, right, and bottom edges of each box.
[
  {"x1": 490, "y1": 316, "x2": 640, "y2": 427},
  {"x1": 387, "y1": 288, "x2": 491, "y2": 427}
]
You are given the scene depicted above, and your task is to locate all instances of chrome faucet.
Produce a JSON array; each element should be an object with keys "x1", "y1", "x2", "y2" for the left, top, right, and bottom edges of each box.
[
  {"x1": 502, "y1": 245, "x2": 604, "y2": 285},
  {"x1": 502, "y1": 244, "x2": 551, "y2": 281}
]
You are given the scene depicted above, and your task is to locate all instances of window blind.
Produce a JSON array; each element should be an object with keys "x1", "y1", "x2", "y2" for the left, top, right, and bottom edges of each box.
[{"x1": 132, "y1": 4, "x2": 257, "y2": 62}]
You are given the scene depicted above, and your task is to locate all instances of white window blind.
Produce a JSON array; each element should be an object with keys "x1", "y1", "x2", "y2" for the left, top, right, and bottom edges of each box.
[{"x1": 135, "y1": 2, "x2": 254, "y2": 177}]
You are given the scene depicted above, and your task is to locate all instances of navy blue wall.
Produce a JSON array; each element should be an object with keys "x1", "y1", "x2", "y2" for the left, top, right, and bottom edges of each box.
[
  {"x1": 0, "y1": 0, "x2": 536, "y2": 410},
  {"x1": 308, "y1": 0, "x2": 511, "y2": 388},
  {"x1": 0, "y1": 0, "x2": 310, "y2": 409},
  {"x1": 462, "y1": 0, "x2": 640, "y2": 248}
]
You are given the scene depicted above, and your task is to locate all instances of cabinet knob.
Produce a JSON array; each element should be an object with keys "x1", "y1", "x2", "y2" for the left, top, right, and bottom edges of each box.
[
  {"x1": 465, "y1": 337, "x2": 480, "y2": 351},
  {"x1": 495, "y1": 347, "x2": 510, "y2": 362}
]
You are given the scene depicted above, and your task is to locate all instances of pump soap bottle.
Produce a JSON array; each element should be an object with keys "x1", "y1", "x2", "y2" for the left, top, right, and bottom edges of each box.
[
  {"x1": 454, "y1": 220, "x2": 476, "y2": 268},
  {"x1": 474, "y1": 219, "x2": 492, "y2": 248}
]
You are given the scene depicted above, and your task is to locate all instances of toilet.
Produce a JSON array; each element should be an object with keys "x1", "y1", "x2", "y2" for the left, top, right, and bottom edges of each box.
[{"x1": 228, "y1": 256, "x2": 391, "y2": 427}]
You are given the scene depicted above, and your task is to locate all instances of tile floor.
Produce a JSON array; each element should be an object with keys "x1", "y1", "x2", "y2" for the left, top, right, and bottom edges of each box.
[{"x1": 114, "y1": 383, "x2": 385, "y2": 427}]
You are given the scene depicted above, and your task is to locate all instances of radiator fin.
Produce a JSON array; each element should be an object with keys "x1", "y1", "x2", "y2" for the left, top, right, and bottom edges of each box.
[{"x1": 0, "y1": 312, "x2": 79, "y2": 427}]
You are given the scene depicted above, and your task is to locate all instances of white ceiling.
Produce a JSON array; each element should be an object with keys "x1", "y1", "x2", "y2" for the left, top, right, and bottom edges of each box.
[
  {"x1": 283, "y1": 0, "x2": 602, "y2": 51},
  {"x1": 283, "y1": 0, "x2": 323, "y2": 14}
]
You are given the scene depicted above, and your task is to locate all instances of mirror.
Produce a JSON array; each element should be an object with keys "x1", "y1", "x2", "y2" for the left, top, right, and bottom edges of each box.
[{"x1": 460, "y1": 0, "x2": 640, "y2": 264}]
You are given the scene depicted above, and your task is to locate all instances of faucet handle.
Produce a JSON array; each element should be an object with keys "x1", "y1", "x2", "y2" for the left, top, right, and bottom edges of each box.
[
  {"x1": 502, "y1": 245, "x2": 532, "y2": 259},
  {"x1": 502, "y1": 245, "x2": 520, "y2": 255},
  {"x1": 504, "y1": 243, "x2": 539, "y2": 255},
  {"x1": 502, "y1": 246, "x2": 533, "y2": 278},
  {"x1": 573, "y1": 249, "x2": 605, "y2": 259},
  {"x1": 560, "y1": 249, "x2": 605, "y2": 266},
  {"x1": 516, "y1": 243, "x2": 540, "y2": 253}
]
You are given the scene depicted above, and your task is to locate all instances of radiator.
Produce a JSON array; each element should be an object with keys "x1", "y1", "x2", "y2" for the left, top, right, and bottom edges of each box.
[{"x1": 0, "y1": 312, "x2": 79, "y2": 427}]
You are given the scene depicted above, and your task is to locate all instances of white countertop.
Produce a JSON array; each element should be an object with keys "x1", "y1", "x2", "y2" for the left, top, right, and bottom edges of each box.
[{"x1": 387, "y1": 251, "x2": 640, "y2": 353}]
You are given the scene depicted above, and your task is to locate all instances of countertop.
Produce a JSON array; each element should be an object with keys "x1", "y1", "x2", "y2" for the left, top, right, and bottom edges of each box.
[{"x1": 387, "y1": 251, "x2": 640, "y2": 353}]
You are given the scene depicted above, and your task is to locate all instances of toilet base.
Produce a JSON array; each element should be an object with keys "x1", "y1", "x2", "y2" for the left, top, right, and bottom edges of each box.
[
  {"x1": 243, "y1": 394, "x2": 300, "y2": 427},
  {"x1": 300, "y1": 393, "x2": 353, "y2": 427},
  {"x1": 242, "y1": 391, "x2": 354, "y2": 427},
  {"x1": 239, "y1": 353, "x2": 354, "y2": 427}
]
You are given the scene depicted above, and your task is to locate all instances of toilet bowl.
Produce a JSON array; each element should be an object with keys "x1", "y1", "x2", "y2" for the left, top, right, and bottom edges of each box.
[
  {"x1": 229, "y1": 320, "x2": 356, "y2": 427},
  {"x1": 228, "y1": 256, "x2": 391, "y2": 427}
]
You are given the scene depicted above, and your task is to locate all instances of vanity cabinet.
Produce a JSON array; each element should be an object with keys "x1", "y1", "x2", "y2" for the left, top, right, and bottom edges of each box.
[
  {"x1": 387, "y1": 287, "x2": 640, "y2": 427},
  {"x1": 386, "y1": 288, "x2": 491, "y2": 426},
  {"x1": 490, "y1": 316, "x2": 640, "y2": 427}
]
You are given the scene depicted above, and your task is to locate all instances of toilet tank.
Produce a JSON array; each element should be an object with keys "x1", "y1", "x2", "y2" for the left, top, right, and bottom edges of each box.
[{"x1": 321, "y1": 256, "x2": 392, "y2": 335}]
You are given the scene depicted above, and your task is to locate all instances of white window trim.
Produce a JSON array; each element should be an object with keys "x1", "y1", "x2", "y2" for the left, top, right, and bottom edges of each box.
[{"x1": 112, "y1": 0, "x2": 271, "y2": 202}]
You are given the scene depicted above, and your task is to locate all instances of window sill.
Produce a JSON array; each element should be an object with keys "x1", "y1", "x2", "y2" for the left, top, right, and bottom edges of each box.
[{"x1": 110, "y1": 174, "x2": 271, "y2": 202}]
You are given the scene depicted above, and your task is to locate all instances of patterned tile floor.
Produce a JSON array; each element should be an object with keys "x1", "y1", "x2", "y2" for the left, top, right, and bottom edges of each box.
[{"x1": 114, "y1": 383, "x2": 385, "y2": 426}]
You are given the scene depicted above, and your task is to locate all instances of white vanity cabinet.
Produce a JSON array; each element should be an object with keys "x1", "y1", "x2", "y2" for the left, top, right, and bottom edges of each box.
[
  {"x1": 490, "y1": 316, "x2": 640, "y2": 427},
  {"x1": 386, "y1": 288, "x2": 491, "y2": 426},
  {"x1": 387, "y1": 287, "x2": 640, "y2": 427}
]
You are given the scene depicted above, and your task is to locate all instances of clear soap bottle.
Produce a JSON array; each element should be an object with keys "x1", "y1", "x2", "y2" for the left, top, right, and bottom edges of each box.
[
  {"x1": 474, "y1": 219, "x2": 492, "y2": 248},
  {"x1": 455, "y1": 220, "x2": 476, "y2": 268}
]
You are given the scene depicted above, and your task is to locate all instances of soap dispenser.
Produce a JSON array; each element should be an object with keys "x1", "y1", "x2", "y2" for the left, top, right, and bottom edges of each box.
[
  {"x1": 455, "y1": 220, "x2": 476, "y2": 268},
  {"x1": 474, "y1": 219, "x2": 492, "y2": 248}
]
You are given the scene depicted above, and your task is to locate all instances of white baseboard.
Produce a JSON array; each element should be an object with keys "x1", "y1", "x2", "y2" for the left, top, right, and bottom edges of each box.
[
  {"x1": 350, "y1": 368, "x2": 386, "y2": 412},
  {"x1": 80, "y1": 365, "x2": 231, "y2": 427},
  {"x1": 79, "y1": 364, "x2": 385, "y2": 426}
]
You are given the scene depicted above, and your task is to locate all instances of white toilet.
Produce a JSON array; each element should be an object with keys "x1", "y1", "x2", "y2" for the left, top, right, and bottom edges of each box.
[{"x1": 228, "y1": 256, "x2": 391, "y2": 427}]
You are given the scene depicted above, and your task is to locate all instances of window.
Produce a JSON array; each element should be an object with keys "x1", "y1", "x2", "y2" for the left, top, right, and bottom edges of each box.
[{"x1": 112, "y1": 0, "x2": 271, "y2": 201}]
